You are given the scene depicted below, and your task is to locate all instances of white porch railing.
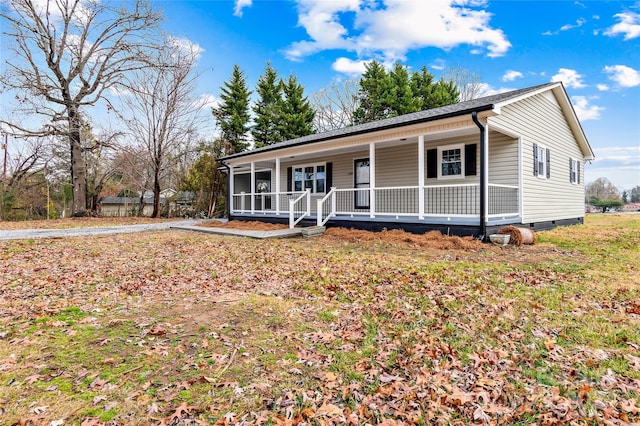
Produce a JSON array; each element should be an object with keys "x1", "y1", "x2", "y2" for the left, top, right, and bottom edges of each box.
[
  {"x1": 289, "y1": 189, "x2": 311, "y2": 228},
  {"x1": 231, "y1": 183, "x2": 519, "y2": 222},
  {"x1": 317, "y1": 187, "x2": 337, "y2": 226}
]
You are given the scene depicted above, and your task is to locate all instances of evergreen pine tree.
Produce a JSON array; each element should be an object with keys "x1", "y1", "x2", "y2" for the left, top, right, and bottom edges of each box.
[
  {"x1": 278, "y1": 75, "x2": 316, "y2": 140},
  {"x1": 389, "y1": 62, "x2": 421, "y2": 116},
  {"x1": 252, "y1": 62, "x2": 282, "y2": 148},
  {"x1": 212, "y1": 65, "x2": 251, "y2": 154},
  {"x1": 410, "y1": 66, "x2": 436, "y2": 110},
  {"x1": 428, "y1": 78, "x2": 460, "y2": 109},
  {"x1": 352, "y1": 60, "x2": 393, "y2": 125}
]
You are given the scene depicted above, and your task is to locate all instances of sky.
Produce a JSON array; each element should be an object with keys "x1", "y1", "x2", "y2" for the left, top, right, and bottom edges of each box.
[
  {"x1": 152, "y1": 0, "x2": 640, "y2": 191},
  {"x1": 1, "y1": 0, "x2": 639, "y2": 191}
]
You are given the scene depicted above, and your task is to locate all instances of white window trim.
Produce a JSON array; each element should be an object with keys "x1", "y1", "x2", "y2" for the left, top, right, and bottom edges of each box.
[
  {"x1": 570, "y1": 158, "x2": 580, "y2": 185},
  {"x1": 437, "y1": 143, "x2": 465, "y2": 180},
  {"x1": 292, "y1": 162, "x2": 327, "y2": 194},
  {"x1": 536, "y1": 144, "x2": 547, "y2": 180}
]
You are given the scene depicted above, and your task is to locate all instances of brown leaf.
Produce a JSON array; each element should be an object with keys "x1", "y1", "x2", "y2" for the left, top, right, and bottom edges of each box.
[
  {"x1": 473, "y1": 406, "x2": 491, "y2": 424},
  {"x1": 621, "y1": 398, "x2": 639, "y2": 414}
]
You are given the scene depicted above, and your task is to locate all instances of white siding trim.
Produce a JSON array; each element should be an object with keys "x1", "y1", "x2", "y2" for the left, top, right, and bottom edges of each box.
[
  {"x1": 370, "y1": 142, "x2": 376, "y2": 218},
  {"x1": 250, "y1": 162, "x2": 255, "y2": 213},
  {"x1": 518, "y1": 136, "x2": 524, "y2": 222},
  {"x1": 229, "y1": 165, "x2": 234, "y2": 213},
  {"x1": 418, "y1": 135, "x2": 425, "y2": 219},
  {"x1": 275, "y1": 158, "x2": 280, "y2": 215}
]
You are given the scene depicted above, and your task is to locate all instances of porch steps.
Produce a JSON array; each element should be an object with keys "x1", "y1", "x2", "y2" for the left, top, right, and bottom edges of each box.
[{"x1": 301, "y1": 226, "x2": 326, "y2": 238}]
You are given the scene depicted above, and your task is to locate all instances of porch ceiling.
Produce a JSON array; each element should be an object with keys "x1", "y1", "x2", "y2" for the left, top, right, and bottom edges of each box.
[{"x1": 229, "y1": 123, "x2": 484, "y2": 168}]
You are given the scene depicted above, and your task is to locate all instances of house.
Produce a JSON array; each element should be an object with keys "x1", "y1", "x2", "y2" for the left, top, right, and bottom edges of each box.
[
  {"x1": 220, "y1": 82, "x2": 594, "y2": 238},
  {"x1": 622, "y1": 203, "x2": 640, "y2": 212}
]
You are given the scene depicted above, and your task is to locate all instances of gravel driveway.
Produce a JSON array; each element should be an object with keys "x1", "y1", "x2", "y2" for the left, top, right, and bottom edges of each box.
[{"x1": 0, "y1": 219, "x2": 204, "y2": 241}]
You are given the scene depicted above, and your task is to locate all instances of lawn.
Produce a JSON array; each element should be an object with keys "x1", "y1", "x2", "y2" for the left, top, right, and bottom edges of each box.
[{"x1": 0, "y1": 214, "x2": 638, "y2": 425}]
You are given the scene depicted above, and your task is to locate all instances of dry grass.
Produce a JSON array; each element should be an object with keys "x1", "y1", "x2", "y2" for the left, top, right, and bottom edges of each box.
[{"x1": 0, "y1": 213, "x2": 638, "y2": 424}]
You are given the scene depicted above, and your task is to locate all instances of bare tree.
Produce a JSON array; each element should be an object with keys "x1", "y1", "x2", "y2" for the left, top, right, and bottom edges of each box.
[
  {"x1": 117, "y1": 36, "x2": 204, "y2": 218},
  {"x1": 0, "y1": 134, "x2": 50, "y2": 220},
  {"x1": 443, "y1": 66, "x2": 487, "y2": 102},
  {"x1": 586, "y1": 177, "x2": 621, "y2": 201},
  {"x1": 310, "y1": 78, "x2": 360, "y2": 132},
  {"x1": 0, "y1": 0, "x2": 162, "y2": 216}
]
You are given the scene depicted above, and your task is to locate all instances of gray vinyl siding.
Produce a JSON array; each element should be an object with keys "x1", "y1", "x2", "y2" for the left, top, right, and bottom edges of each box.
[
  {"x1": 376, "y1": 143, "x2": 420, "y2": 187},
  {"x1": 488, "y1": 132, "x2": 519, "y2": 186},
  {"x1": 489, "y1": 92, "x2": 586, "y2": 222}
]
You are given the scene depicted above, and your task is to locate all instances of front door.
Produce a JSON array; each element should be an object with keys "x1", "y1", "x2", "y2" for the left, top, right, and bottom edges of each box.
[{"x1": 354, "y1": 158, "x2": 370, "y2": 209}]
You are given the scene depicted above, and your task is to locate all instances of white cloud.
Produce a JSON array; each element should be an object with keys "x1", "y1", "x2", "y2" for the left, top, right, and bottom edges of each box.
[
  {"x1": 571, "y1": 96, "x2": 604, "y2": 121},
  {"x1": 168, "y1": 36, "x2": 204, "y2": 60},
  {"x1": 502, "y1": 70, "x2": 523, "y2": 82},
  {"x1": 285, "y1": 0, "x2": 511, "y2": 63},
  {"x1": 543, "y1": 18, "x2": 586, "y2": 35},
  {"x1": 198, "y1": 94, "x2": 219, "y2": 110},
  {"x1": 551, "y1": 68, "x2": 586, "y2": 89},
  {"x1": 234, "y1": 0, "x2": 252, "y2": 17},
  {"x1": 430, "y1": 59, "x2": 447, "y2": 71},
  {"x1": 332, "y1": 57, "x2": 370, "y2": 74},
  {"x1": 560, "y1": 18, "x2": 586, "y2": 31},
  {"x1": 587, "y1": 146, "x2": 640, "y2": 190},
  {"x1": 597, "y1": 84, "x2": 610, "y2": 91},
  {"x1": 603, "y1": 65, "x2": 640, "y2": 87},
  {"x1": 604, "y1": 12, "x2": 640, "y2": 40},
  {"x1": 592, "y1": 146, "x2": 640, "y2": 164}
]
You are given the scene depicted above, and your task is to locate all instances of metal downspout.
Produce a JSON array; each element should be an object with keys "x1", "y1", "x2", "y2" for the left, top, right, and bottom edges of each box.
[{"x1": 472, "y1": 111, "x2": 487, "y2": 239}]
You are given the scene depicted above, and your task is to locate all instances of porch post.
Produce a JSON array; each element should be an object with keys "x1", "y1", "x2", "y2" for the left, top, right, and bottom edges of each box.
[
  {"x1": 418, "y1": 135, "x2": 424, "y2": 219},
  {"x1": 369, "y1": 142, "x2": 376, "y2": 218},
  {"x1": 484, "y1": 123, "x2": 490, "y2": 223},
  {"x1": 250, "y1": 162, "x2": 255, "y2": 214},
  {"x1": 229, "y1": 165, "x2": 234, "y2": 214},
  {"x1": 275, "y1": 158, "x2": 281, "y2": 215}
]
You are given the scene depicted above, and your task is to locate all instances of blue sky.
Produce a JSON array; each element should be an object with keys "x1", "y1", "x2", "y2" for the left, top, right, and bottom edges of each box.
[
  {"x1": 155, "y1": 0, "x2": 640, "y2": 191},
  {"x1": 1, "y1": 1, "x2": 638, "y2": 191}
]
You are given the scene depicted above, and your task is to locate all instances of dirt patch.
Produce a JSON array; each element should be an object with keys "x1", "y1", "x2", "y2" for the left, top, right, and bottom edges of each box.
[
  {"x1": 323, "y1": 227, "x2": 488, "y2": 250},
  {"x1": 202, "y1": 220, "x2": 489, "y2": 251}
]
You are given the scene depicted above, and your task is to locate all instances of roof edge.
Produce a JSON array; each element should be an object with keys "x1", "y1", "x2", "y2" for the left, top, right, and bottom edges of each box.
[{"x1": 221, "y1": 104, "x2": 495, "y2": 162}]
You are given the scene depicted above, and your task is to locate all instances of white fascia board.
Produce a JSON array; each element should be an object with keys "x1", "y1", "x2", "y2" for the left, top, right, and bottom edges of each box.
[{"x1": 492, "y1": 82, "x2": 594, "y2": 161}]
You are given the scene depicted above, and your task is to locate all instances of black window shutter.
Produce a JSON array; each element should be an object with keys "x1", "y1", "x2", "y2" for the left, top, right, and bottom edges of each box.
[
  {"x1": 546, "y1": 148, "x2": 551, "y2": 179},
  {"x1": 465, "y1": 144, "x2": 477, "y2": 176},
  {"x1": 577, "y1": 161, "x2": 580, "y2": 184},
  {"x1": 286, "y1": 167, "x2": 292, "y2": 192},
  {"x1": 533, "y1": 143, "x2": 539, "y2": 176},
  {"x1": 426, "y1": 148, "x2": 437, "y2": 179},
  {"x1": 326, "y1": 162, "x2": 333, "y2": 189}
]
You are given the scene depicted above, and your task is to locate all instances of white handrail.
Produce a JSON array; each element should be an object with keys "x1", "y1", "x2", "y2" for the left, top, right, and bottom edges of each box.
[
  {"x1": 317, "y1": 187, "x2": 336, "y2": 226},
  {"x1": 289, "y1": 189, "x2": 310, "y2": 228}
]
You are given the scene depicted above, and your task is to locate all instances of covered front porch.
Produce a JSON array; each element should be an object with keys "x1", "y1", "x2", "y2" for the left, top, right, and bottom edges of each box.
[
  {"x1": 225, "y1": 112, "x2": 523, "y2": 237},
  {"x1": 230, "y1": 184, "x2": 519, "y2": 227}
]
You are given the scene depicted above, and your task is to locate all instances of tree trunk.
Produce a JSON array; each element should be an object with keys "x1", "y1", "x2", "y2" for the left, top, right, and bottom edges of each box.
[
  {"x1": 152, "y1": 168, "x2": 161, "y2": 218},
  {"x1": 69, "y1": 111, "x2": 87, "y2": 217}
]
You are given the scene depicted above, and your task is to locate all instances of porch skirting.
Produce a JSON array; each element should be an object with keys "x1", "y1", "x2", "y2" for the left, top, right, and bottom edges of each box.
[
  {"x1": 229, "y1": 212, "x2": 520, "y2": 238},
  {"x1": 229, "y1": 213, "x2": 583, "y2": 239}
]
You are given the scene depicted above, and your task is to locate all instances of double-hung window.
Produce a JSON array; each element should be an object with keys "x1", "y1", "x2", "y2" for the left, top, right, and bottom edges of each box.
[
  {"x1": 570, "y1": 158, "x2": 581, "y2": 184},
  {"x1": 438, "y1": 144, "x2": 464, "y2": 179},
  {"x1": 533, "y1": 143, "x2": 550, "y2": 179},
  {"x1": 293, "y1": 164, "x2": 326, "y2": 193}
]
